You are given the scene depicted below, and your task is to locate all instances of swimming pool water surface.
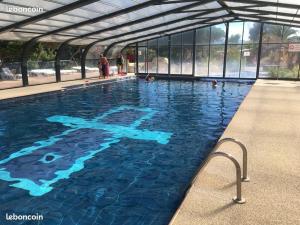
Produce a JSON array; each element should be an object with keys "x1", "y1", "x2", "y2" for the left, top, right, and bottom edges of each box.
[{"x1": 0, "y1": 79, "x2": 252, "y2": 225}]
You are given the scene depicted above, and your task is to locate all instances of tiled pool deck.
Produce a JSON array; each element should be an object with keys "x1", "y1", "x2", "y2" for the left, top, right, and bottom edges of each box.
[
  {"x1": 170, "y1": 79, "x2": 300, "y2": 225},
  {"x1": 0, "y1": 74, "x2": 135, "y2": 101}
]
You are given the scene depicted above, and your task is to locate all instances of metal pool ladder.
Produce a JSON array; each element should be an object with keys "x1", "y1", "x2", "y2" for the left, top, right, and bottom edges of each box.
[{"x1": 208, "y1": 138, "x2": 250, "y2": 204}]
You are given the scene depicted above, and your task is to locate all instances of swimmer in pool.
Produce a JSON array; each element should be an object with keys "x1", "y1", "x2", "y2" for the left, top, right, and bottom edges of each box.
[
  {"x1": 212, "y1": 80, "x2": 217, "y2": 87},
  {"x1": 145, "y1": 74, "x2": 155, "y2": 82}
]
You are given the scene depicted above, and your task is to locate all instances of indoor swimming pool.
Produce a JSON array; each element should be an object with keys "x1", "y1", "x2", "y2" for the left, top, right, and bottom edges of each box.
[{"x1": 0, "y1": 78, "x2": 252, "y2": 225}]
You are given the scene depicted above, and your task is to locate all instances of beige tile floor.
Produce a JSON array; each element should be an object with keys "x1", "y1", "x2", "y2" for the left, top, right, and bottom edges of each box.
[
  {"x1": 0, "y1": 72, "x2": 102, "y2": 90},
  {"x1": 0, "y1": 73, "x2": 135, "y2": 101},
  {"x1": 170, "y1": 79, "x2": 300, "y2": 225}
]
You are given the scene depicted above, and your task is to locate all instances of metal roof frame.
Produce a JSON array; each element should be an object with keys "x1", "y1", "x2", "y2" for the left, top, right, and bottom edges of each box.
[
  {"x1": 0, "y1": 0, "x2": 299, "y2": 86},
  {"x1": 0, "y1": 0, "x2": 101, "y2": 34}
]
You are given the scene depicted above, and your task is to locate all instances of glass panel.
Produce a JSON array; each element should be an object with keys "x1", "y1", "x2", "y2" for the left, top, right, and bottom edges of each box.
[
  {"x1": 27, "y1": 43, "x2": 58, "y2": 85},
  {"x1": 86, "y1": 45, "x2": 105, "y2": 79},
  {"x1": 195, "y1": 45, "x2": 209, "y2": 77},
  {"x1": 60, "y1": 60, "x2": 82, "y2": 81},
  {"x1": 158, "y1": 37, "x2": 168, "y2": 74},
  {"x1": 284, "y1": 26, "x2": 300, "y2": 43},
  {"x1": 278, "y1": 44, "x2": 300, "y2": 79},
  {"x1": 126, "y1": 47, "x2": 136, "y2": 74},
  {"x1": 147, "y1": 39, "x2": 158, "y2": 73},
  {"x1": 138, "y1": 41, "x2": 147, "y2": 46},
  {"x1": 262, "y1": 24, "x2": 283, "y2": 43},
  {"x1": 243, "y1": 22, "x2": 261, "y2": 44},
  {"x1": 60, "y1": 46, "x2": 83, "y2": 81},
  {"x1": 182, "y1": 31, "x2": 194, "y2": 45},
  {"x1": 27, "y1": 60, "x2": 56, "y2": 85},
  {"x1": 211, "y1": 24, "x2": 226, "y2": 45},
  {"x1": 170, "y1": 46, "x2": 182, "y2": 74},
  {"x1": 0, "y1": 62, "x2": 23, "y2": 90},
  {"x1": 138, "y1": 47, "x2": 147, "y2": 73},
  {"x1": 182, "y1": 46, "x2": 193, "y2": 75},
  {"x1": 209, "y1": 45, "x2": 224, "y2": 77},
  {"x1": 240, "y1": 44, "x2": 259, "y2": 79},
  {"x1": 228, "y1": 22, "x2": 244, "y2": 44},
  {"x1": 259, "y1": 44, "x2": 281, "y2": 78},
  {"x1": 196, "y1": 27, "x2": 210, "y2": 45},
  {"x1": 171, "y1": 33, "x2": 182, "y2": 45},
  {"x1": 226, "y1": 45, "x2": 242, "y2": 78}
]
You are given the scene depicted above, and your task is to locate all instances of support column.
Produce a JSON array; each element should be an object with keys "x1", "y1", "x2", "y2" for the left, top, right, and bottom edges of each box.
[
  {"x1": 192, "y1": 29, "x2": 196, "y2": 76},
  {"x1": 81, "y1": 44, "x2": 93, "y2": 79},
  {"x1": 223, "y1": 22, "x2": 229, "y2": 78},
  {"x1": 21, "y1": 40, "x2": 36, "y2": 86},
  {"x1": 55, "y1": 42, "x2": 68, "y2": 82},
  {"x1": 256, "y1": 23, "x2": 264, "y2": 79},
  {"x1": 168, "y1": 35, "x2": 171, "y2": 77},
  {"x1": 135, "y1": 43, "x2": 138, "y2": 74}
]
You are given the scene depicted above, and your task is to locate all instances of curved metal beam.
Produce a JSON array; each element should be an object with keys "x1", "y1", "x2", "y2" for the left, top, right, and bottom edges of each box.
[
  {"x1": 33, "y1": 0, "x2": 162, "y2": 41},
  {"x1": 66, "y1": 0, "x2": 214, "y2": 43},
  {"x1": 88, "y1": 14, "x2": 234, "y2": 50},
  {"x1": 226, "y1": 0, "x2": 300, "y2": 9},
  {"x1": 74, "y1": 7, "x2": 224, "y2": 47},
  {"x1": 121, "y1": 17, "x2": 235, "y2": 52},
  {"x1": 103, "y1": 43, "x2": 116, "y2": 57},
  {"x1": 54, "y1": 0, "x2": 215, "y2": 79},
  {"x1": 25, "y1": 0, "x2": 162, "y2": 82}
]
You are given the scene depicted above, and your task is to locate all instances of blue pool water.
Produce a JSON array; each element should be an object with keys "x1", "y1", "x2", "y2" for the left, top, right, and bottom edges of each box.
[{"x1": 0, "y1": 79, "x2": 252, "y2": 225}]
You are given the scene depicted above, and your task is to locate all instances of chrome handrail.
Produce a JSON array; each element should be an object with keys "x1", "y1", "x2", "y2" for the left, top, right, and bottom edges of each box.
[
  {"x1": 214, "y1": 138, "x2": 250, "y2": 182},
  {"x1": 208, "y1": 152, "x2": 246, "y2": 204}
]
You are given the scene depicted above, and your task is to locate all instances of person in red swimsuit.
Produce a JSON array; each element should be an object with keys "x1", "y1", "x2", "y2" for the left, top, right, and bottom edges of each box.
[{"x1": 98, "y1": 54, "x2": 110, "y2": 79}]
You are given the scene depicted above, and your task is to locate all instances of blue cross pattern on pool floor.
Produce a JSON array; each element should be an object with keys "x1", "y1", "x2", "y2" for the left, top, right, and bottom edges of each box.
[{"x1": 0, "y1": 106, "x2": 173, "y2": 196}]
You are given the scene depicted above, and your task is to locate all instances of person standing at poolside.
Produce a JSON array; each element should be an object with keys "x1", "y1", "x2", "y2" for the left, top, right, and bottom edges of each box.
[
  {"x1": 116, "y1": 53, "x2": 124, "y2": 75},
  {"x1": 98, "y1": 54, "x2": 110, "y2": 79}
]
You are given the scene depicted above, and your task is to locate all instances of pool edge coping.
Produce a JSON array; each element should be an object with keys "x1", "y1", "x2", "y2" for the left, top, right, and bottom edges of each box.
[{"x1": 0, "y1": 75, "x2": 136, "y2": 104}]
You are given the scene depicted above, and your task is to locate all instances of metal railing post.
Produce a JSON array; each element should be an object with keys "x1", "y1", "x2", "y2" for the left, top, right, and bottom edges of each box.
[
  {"x1": 208, "y1": 152, "x2": 246, "y2": 204},
  {"x1": 214, "y1": 138, "x2": 250, "y2": 181}
]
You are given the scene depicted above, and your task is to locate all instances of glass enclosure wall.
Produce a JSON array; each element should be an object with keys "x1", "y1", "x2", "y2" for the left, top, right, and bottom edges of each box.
[
  {"x1": 148, "y1": 39, "x2": 158, "y2": 74},
  {"x1": 60, "y1": 45, "x2": 84, "y2": 82},
  {"x1": 2, "y1": 21, "x2": 300, "y2": 90},
  {"x1": 207, "y1": 24, "x2": 225, "y2": 77},
  {"x1": 240, "y1": 22, "x2": 260, "y2": 78},
  {"x1": 0, "y1": 62, "x2": 23, "y2": 90},
  {"x1": 126, "y1": 45, "x2": 136, "y2": 74},
  {"x1": 170, "y1": 31, "x2": 193, "y2": 75},
  {"x1": 106, "y1": 45, "x2": 128, "y2": 75},
  {"x1": 138, "y1": 42, "x2": 147, "y2": 73},
  {"x1": 85, "y1": 45, "x2": 106, "y2": 79},
  {"x1": 27, "y1": 43, "x2": 58, "y2": 85},
  {"x1": 226, "y1": 22, "x2": 260, "y2": 78},
  {"x1": 170, "y1": 33, "x2": 181, "y2": 74},
  {"x1": 182, "y1": 31, "x2": 193, "y2": 75},
  {"x1": 259, "y1": 24, "x2": 300, "y2": 79},
  {"x1": 158, "y1": 37, "x2": 169, "y2": 74},
  {"x1": 136, "y1": 21, "x2": 300, "y2": 80}
]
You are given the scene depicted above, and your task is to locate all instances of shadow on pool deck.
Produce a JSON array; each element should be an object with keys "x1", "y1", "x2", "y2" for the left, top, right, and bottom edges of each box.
[{"x1": 170, "y1": 79, "x2": 300, "y2": 225}]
